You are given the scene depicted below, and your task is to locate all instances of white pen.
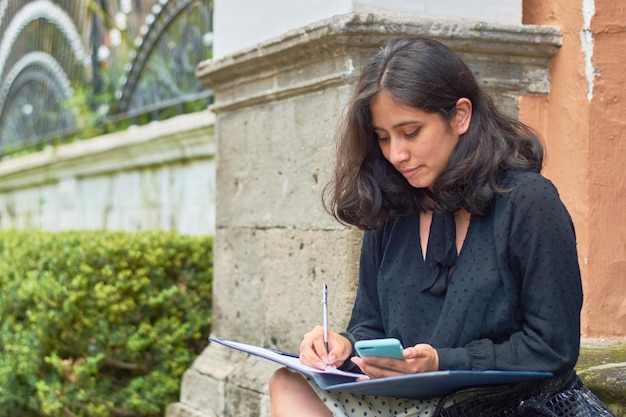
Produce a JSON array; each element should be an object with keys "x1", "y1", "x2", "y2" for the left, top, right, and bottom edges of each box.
[{"x1": 322, "y1": 283, "x2": 329, "y2": 366}]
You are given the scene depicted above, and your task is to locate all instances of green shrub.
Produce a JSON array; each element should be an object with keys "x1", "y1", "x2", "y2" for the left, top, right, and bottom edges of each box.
[{"x1": 0, "y1": 230, "x2": 213, "y2": 417}]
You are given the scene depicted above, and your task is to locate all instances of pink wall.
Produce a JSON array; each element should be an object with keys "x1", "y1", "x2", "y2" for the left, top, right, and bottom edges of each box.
[{"x1": 521, "y1": 0, "x2": 626, "y2": 337}]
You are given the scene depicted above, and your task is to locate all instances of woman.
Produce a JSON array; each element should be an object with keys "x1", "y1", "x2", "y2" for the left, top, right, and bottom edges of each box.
[{"x1": 269, "y1": 37, "x2": 614, "y2": 417}]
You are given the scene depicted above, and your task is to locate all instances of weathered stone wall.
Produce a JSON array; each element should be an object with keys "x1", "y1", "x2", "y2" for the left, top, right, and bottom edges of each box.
[
  {"x1": 166, "y1": 13, "x2": 562, "y2": 417},
  {"x1": 0, "y1": 111, "x2": 216, "y2": 235}
]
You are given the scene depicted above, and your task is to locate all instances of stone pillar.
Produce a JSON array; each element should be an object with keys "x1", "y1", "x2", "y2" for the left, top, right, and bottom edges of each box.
[{"x1": 166, "y1": 12, "x2": 560, "y2": 417}]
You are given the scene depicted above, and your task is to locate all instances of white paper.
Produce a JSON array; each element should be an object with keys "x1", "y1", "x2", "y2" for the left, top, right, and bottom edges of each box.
[{"x1": 213, "y1": 339, "x2": 364, "y2": 378}]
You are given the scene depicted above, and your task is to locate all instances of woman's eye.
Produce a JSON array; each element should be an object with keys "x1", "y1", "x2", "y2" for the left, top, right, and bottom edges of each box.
[
  {"x1": 376, "y1": 135, "x2": 389, "y2": 143},
  {"x1": 404, "y1": 129, "x2": 419, "y2": 138}
]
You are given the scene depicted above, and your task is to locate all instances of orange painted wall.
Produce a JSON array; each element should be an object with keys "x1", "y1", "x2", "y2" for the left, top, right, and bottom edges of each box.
[{"x1": 521, "y1": 0, "x2": 626, "y2": 337}]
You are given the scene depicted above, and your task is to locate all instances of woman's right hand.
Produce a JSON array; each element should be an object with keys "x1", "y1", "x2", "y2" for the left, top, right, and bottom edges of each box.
[{"x1": 299, "y1": 325, "x2": 353, "y2": 370}]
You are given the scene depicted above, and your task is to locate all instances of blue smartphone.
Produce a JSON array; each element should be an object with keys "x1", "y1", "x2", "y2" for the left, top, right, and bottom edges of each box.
[{"x1": 354, "y1": 338, "x2": 404, "y2": 360}]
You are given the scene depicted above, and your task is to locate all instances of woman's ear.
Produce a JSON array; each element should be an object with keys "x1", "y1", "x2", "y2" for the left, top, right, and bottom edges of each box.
[{"x1": 454, "y1": 98, "x2": 472, "y2": 135}]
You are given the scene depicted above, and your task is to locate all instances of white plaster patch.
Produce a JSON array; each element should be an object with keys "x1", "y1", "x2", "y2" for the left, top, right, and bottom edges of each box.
[{"x1": 581, "y1": 0, "x2": 598, "y2": 102}]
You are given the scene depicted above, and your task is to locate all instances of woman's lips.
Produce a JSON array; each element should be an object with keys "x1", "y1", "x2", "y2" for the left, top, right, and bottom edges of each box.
[{"x1": 400, "y1": 166, "x2": 422, "y2": 179}]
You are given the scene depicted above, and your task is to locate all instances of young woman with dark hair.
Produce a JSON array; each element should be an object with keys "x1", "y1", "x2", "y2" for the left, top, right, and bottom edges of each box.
[{"x1": 269, "y1": 37, "x2": 614, "y2": 417}]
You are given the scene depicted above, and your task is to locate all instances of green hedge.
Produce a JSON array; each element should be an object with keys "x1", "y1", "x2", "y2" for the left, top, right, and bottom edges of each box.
[{"x1": 0, "y1": 230, "x2": 213, "y2": 417}]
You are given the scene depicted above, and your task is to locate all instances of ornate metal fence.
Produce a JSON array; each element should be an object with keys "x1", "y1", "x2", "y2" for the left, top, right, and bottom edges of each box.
[{"x1": 0, "y1": 0, "x2": 213, "y2": 157}]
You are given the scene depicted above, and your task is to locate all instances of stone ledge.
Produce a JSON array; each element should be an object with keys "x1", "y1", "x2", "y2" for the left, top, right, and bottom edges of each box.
[
  {"x1": 578, "y1": 339, "x2": 626, "y2": 417},
  {"x1": 0, "y1": 110, "x2": 216, "y2": 190},
  {"x1": 198, "y1": 12, "x2": 561, "y2": 83},
  {"x1": 197, "y1": 12, "x2": 562, "y2": 114}
]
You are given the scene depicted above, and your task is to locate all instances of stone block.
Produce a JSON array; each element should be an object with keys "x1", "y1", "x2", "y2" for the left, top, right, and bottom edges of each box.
[
  {"x1": 174, "y1": 345, "x2": 235, "y2": 416},
  {"x1": 229, "y1": 356, "x2": 280, "y2": 395},
  {"x1": 225, "y1": 356, "x2": 280, "y2": 417},
  {"x1": 179, "y1": 368, "x2": 225, "y2": 414},
  {"x1": 224, "y1": 383, "x2": 266, "y2": 417},
  {"x1": 185, "y1": 343, "x2": 279, "y2": 417},
  {"x1": 211, "y1": 227, "x2": 362, "y2": 351},
  {"x1": 214, "y1": 86, "x2": 353, "y2": 231},
  {"x1": 578, "y1": 339, "x2": 626, "y2": 417}
]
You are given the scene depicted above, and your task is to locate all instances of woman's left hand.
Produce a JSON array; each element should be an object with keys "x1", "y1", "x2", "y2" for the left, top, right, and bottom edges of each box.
[{"x1": 350, "y1": 343, "x2": 439, "y2": 381}]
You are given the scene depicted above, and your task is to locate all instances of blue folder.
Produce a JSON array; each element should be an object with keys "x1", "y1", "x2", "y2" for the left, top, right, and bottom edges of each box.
[
  {"x1": 210, "y1": 337, "x2": 553, "y2": 399},
  {"x1": 314, "y1": 369, "x2": 553, "y2": 398}
]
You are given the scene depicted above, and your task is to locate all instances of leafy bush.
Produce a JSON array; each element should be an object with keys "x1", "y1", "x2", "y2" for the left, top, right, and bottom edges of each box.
[{"x1": 0, "y1": 230, "x2": 213, "y2": 417}]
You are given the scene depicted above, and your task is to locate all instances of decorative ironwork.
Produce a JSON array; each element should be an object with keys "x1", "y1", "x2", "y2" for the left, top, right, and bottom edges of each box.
[
  {"x1": 0, "y1": 0, "x2": 213, "y2": 157},
  {"x1": 0, "y1": 0, "x2": 90, "y2": 154},
  {"x1": 0, "y1": 52, "x2": 76, "y2": 151},
  {"x1": 116, "y1": 0, "x2": 210, "y2": 115}
]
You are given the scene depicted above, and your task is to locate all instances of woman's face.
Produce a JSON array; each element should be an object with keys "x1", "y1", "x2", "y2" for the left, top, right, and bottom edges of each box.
[{"x1": 370, "y1": 91, "x2": 472, "y2": 190}]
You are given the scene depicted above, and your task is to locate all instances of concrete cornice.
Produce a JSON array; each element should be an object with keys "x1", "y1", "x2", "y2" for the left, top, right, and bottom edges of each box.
[
  {"x1": 0, "y1": 111, "x2": 216, "y2": 191},
  {"x1": 197, "y1": 12, "x2": 562, "y2": 113}
]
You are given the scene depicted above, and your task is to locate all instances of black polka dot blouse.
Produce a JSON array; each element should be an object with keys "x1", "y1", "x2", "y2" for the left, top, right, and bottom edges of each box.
[{"x1": 341, "y1": 171, "x2": 583, "y2": 375}]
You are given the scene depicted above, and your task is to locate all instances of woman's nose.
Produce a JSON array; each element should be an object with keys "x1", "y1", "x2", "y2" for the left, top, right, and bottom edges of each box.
[{"x1": 388, "y1": 137, "x2": 409, "y2": 164}]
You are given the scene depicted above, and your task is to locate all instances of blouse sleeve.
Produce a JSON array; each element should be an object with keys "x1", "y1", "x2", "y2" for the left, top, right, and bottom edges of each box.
[
  {"x1": 344, "y1": 229, "x2": 388, "y2": 341},
  {"x1": 437, "y1": 174, "x2": 583, "y2": 373},
  {"x1": 336, "y1": 228, "x2": 389, "y2": 372}
]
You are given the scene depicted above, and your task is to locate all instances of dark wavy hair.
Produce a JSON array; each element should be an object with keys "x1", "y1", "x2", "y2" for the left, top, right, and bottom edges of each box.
[{"x1": 323, "y1": 37, "x2": 544, "y2": 230}]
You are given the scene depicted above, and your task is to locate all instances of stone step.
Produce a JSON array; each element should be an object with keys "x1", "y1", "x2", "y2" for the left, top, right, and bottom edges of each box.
[{"x1": 578, "y1": 339, "x2": 626, "y2": 417}]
